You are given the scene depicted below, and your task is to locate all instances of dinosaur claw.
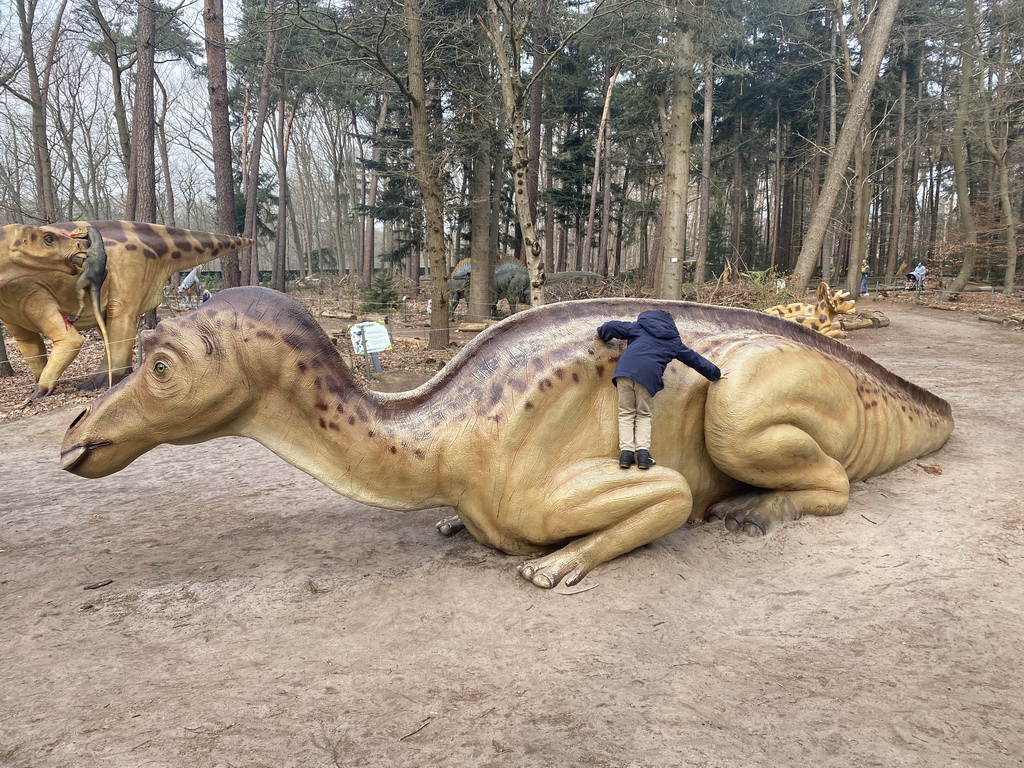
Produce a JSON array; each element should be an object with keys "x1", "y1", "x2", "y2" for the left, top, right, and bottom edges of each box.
[{"x1": 435, "y1": 514, "x2": 465, "y2": 536}]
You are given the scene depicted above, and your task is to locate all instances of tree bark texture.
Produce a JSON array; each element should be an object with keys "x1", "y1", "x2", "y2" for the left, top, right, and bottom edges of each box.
[{"x1": 659, "y1": 27, "x2": 694, "y2": 299}]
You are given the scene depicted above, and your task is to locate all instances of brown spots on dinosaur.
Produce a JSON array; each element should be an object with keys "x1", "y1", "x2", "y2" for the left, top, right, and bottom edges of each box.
[
  {"x1": 572, "y1": 372, "x2": 580, "y2": 383},
  {"x1": 257, "y1": 330, "x2": 274, "y2": 340}
]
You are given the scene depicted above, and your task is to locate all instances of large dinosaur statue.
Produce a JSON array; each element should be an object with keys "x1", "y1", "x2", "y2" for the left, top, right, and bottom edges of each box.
[
  {"x1": 766, "y1": 281, "x2": 857, "y2": 338},
  {"x1": 0, "y1": 220, "x2": 253, "y2": 401},
  {"x1": 61, "y1": 287, "x2": 953, "y2": 588},
  {"x1": 0, "y1": 224, "x2": 90, "y2": 288}
]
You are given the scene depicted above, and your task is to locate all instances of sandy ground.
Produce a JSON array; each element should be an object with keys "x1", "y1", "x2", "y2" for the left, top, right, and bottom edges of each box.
[{"x1": 1, "y1": 298, "x2": 1023, "y2": 768}]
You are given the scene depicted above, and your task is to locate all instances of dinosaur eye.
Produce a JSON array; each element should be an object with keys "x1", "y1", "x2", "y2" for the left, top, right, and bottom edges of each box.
[
  {"x1": 44, "y1": 234, "x2": 55, "y2": 246},
  {"x1": 154, "y1": 361, "x2": 168, "y2": 375}
]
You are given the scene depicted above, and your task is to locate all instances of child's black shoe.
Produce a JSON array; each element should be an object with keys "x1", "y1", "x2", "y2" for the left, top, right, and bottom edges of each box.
[
  {"x1": 636, "y1": 450, "x2": 656, "y2": 470},
  {"x1": 618, "y1": 450, "x2": 635, "y2": 468}
]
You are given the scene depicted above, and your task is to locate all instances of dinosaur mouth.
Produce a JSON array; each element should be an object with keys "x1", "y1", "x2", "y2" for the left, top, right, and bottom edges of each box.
[{"x1": 60, "y1": 442, "x2": 111, "y2": 472}]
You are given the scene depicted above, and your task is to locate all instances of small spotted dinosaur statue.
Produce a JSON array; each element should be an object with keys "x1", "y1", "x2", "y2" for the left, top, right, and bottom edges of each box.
[
  {"x1": 766, "y1": 281, "x2": 857, "y2": 338},
  {"x1": 61, "y1": 287, "x2": 953, "y2": 588},
  {"x1": 0, "y1": 224, "x2": 89, "y2": 288},
  {"x1": 0, "y1": 220, "x2": 252, "y2": 402}
]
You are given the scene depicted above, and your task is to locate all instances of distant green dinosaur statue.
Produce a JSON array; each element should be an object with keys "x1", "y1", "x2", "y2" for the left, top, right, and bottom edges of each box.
[{"x1": 449, "y1": 257, "x2": 599, "y2": 317}]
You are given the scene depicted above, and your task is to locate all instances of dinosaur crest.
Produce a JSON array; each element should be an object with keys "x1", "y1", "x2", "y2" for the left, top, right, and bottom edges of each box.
[{"x1": 450, "y1": 257, "x2": 472, "y2": 280}]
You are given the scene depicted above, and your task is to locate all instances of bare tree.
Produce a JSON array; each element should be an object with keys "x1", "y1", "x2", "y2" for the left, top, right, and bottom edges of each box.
[
  {"x1": 790, "y1": 0, "x2": 900, "y2": 294},
  {"x1": 11, "y1": 0, "x2": 70, "y2": 222},
  {"x1": 204, "y1": 0, "x2": 242, "y2": 286}
]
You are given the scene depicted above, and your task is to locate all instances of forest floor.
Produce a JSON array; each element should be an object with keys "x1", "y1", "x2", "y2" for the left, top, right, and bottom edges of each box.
[{"x1": 1, "y1": 283, "x2": 1023, "y2": 767}]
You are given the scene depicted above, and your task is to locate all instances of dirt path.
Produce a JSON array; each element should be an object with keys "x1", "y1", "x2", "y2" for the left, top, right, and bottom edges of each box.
[{"x1": 2, "y1": 300, "x2": 1022, "y2": 767}]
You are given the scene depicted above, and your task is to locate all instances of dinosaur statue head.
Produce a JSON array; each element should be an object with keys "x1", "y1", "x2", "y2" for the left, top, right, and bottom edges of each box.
[
  {"x1": 816, "y1": 281, "x2": 856, "y2": 316},
  {"x1": 60, "y1": 288, "x2": 298, "y2": 477},
  {"x1": 0, "y1": 223, "x2": 89, "y2": 286}
]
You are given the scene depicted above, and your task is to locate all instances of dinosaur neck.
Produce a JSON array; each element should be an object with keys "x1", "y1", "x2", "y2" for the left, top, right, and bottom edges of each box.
[{"x1": 238, "y1": 363, "x2": 457, "y2": 512}]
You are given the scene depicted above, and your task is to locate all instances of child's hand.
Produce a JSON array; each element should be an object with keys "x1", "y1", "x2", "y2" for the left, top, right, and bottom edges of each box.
[{"x1": 718, "y1": 368, "x2": 731, "y2": 380}]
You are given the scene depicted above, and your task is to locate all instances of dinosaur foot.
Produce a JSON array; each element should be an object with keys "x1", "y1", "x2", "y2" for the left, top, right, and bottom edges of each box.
[
  {"x1": 518, "y1": 550, "x2": 591, "y2": 589},
  {"x1": 435, "y1": 514, "x2": 465, "y2": 537},
  {"x1": 76, "y1": 370, "x2": 125, "y2": 391},
  {"x1": 706, "y1": 496, "x2": 773, "y2": 537},
  {"x1": 25, "y1": 384, "x2": 53, "y2": 404}
]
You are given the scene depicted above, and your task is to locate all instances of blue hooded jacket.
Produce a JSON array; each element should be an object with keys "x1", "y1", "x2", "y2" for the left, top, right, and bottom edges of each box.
[{"x1": 597, "y1": 310, "x2": 721, "y2": 396}]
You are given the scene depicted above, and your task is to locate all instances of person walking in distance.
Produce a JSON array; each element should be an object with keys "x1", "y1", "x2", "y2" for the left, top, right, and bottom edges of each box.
[{"x1": 597, "y1": 310, "x2": 728, "y2": 470}]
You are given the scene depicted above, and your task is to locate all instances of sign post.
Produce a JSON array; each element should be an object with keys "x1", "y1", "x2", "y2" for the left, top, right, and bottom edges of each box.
[{"x1": 349, "y1": 321, "x2": 392, "y2": 378}]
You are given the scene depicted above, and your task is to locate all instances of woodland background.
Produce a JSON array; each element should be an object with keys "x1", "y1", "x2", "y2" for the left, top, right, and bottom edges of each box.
[{"x1": 1, "y1": 0, "x2": 1022, "y2": 350}]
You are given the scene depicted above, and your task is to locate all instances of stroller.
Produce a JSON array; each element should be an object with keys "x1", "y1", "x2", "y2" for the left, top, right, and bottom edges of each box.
[{"x1": 904, "y1": 273, "x2": 918, "y2": 291}]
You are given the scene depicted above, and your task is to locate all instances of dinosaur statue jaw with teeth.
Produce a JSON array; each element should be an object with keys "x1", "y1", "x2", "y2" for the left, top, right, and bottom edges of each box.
[
  {"x1": 0, "y1": 224, "x2": 89, "y2": 287},
  {"x1": 60, "y1": 286, "x2": 953, "y2": 588}
]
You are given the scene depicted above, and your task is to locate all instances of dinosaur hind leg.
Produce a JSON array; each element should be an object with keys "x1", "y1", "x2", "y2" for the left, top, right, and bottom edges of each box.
[
  {"x1": 706, "y1": 422, "x2": 850, "y2": 536},
  {"x1": 514, "y1": 459, "x2": 692, "y2": 588}
]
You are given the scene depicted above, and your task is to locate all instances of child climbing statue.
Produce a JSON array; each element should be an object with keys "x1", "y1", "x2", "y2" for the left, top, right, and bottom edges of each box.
[{"x1": 597, "y1": 310, "x2": 728, "y2": 470}]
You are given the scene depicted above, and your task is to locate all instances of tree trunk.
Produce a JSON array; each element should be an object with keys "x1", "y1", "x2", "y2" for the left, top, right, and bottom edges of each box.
[
  {"x1": 790, "y1": 0, "x2": 900, "y2": 293},
  {"x1": 242, "y1": 0, "x2": 278, "y2": 286},
  {"x1": 947, "y1": 0, "x2": 979, "y2": 294},
  {"x1": 695, "y1": 57, "x2": 713, "y2": 286},
  {"x1": 884, "y1": 57, "x2": 908, "y2": 284},
  {"x1": 659, "y1": 26, "x2": 695, "y2": 298},
  {"x1": 527, "y1": 0, "x2": 547, "y2": 220},
  {"x1": 0, "y1": 328, "x2": 15, "y2": 378},
  {"x1": 468, "y1": 143, "x2": 494, "y2": 322},
  {"x1": 361, "y1": 97, "x2": 388, "y2": 289},
  {"x1": 598, "y1": 130, "x2": 613, "y2": 277},
  {"x1": 584, "y1": 64, "x2": 618, "y2": 274},
  {"x1": 405, "y1": 0, "x2": 449, "y2": 348},
  {"x1": 204, "y1": 0, "x2": 241, "y2": 286},
  {"x1": 126, "y1": 0, "x2": 156, "y2": 224},
  {"x1": 484, "y1": 0, "x2": 545, "y2": 306},
  {"x1": 848, "y1": 123, "x2": 873, "y2": 296},
  {"x1": 271, "y1": 96, "x2": 289, "y2": 293}
]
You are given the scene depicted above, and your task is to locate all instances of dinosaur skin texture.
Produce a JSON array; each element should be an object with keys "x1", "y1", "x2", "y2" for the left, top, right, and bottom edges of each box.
[
  {"x1": 61, "y1": 287, "x2": 954, "y2": 589},
  {"x1": 0, "y1": 220, "x2": 253, "y2": 402},
  {"x1": 0, "y1": 224, "x2": 90, "y2": 288},
  {"x1": 766, "y1": 281, "x2": 857, "y2": 338}
]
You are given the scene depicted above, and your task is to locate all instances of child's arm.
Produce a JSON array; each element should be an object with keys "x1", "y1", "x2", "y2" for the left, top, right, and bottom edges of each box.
[
  {"x1": 675, "y1": 343, "x2": 722, "y2": 381},
  {"x1": 596, "y1": 320, "x2": 633, "y2": 342}
]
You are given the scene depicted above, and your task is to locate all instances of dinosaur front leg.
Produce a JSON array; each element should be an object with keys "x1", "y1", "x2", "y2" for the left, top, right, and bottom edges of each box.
[
  {"x1": 513, "y1": 460, "x2": 692, "y2": 588},
  {"x1": 24, "y1": 318, "x2": 85, "y2": 400}
]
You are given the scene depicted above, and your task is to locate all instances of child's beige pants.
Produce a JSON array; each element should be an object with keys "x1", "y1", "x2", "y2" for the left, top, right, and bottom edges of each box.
[{"x1": 616, "y1": 377, "x2": 654, "y2": 452}]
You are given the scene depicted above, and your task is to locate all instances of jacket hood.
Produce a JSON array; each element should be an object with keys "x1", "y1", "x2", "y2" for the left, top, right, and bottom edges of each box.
[{"x1": 636, "y1": 310, "x2": 680, "y2": 340}]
